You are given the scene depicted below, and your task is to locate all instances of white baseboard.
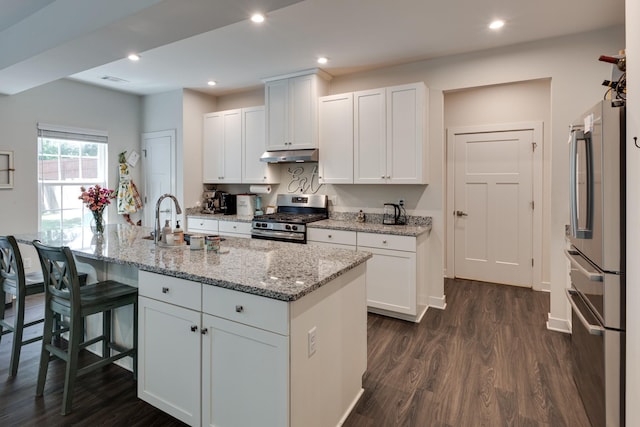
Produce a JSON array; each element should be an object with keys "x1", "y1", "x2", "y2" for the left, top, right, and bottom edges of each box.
[
  {"x1": 337, "y1": 388, "x2": 364, "y2": 427},
  {"x1": 428, "y1": 295, "x2": 447, "y2": 310},
  {"x1": 546, "y1": 313, "x2": 571, "y2": 334}
]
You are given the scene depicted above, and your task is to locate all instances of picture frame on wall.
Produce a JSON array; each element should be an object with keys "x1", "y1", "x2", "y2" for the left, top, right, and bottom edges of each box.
[{"x1": 0, "y1": 151, "x2": 14, "y2": 189}]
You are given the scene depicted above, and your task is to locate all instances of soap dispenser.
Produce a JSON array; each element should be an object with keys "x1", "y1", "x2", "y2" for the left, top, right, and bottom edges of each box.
[
  {"x1": 174, "y1": 220, "x2": 184, "y2": 244},
  {"x1": 162, "y1": 219, "x2": 172, "y2": 244}
]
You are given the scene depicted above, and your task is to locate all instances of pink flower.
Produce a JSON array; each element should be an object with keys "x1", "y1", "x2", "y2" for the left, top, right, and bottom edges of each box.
[{"x1": 79, "y1": 185, "x2": 115, "y2": 213}]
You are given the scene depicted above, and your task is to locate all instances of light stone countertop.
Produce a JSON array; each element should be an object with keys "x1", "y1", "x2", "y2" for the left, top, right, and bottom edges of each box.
[
  {"x1": 186, "y1": 212, "x2": 254, "y2": 223},
  {"x1": 308, "y1": 219, "x2": 431, "y2": 237},
  {"x1": 15, "y1": 225, "x2": 371, "y2": 302}
]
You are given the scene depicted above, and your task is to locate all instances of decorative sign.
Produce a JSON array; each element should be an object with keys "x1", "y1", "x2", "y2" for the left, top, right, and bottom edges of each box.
[
  {"x1": 286, "y1": 165, "x2": 323, "y2": 194},
  {"x1": 0, "y1": 151, "x2": 14, "y2": 189}
]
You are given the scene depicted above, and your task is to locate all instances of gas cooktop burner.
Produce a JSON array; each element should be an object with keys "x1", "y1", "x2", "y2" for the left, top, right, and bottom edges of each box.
[
  {"x1": 251, "y1": 194, "x2": 328, "y2": 243},
  {"x1": 253, "y1": 212, "x2": 327, "y2": 224}
]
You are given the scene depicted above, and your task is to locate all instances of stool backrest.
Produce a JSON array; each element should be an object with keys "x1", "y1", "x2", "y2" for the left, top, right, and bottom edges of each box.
[
  {"x1": 0, "y1": 236, "x2": 25, "y2": 293},
  {"x1": 32, "y1": 241, "x2": 82, "y2": 308}
]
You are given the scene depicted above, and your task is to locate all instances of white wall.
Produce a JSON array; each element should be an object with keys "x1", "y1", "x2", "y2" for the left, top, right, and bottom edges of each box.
[
  {"x1": 0, "y1": 78, "x2": 141, "y2": 236},
  {"x1": 626, "y1": 0, "x2": 639, "y2": 423},
  {"x1": 444, "y1": 79, "x2": 552, "y2": 286}
]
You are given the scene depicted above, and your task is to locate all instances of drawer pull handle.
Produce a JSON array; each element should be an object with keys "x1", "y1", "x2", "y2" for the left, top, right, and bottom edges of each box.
[
  {"x1": 190, "y1": 325, "x2": 198, "y2": 332},
  {"x1": 235, "y1": 305, "x2": 244, "y2": 313},
  {"x1": 162, "y1": 287, "x2": 169, "y2": 293},
  {"x1": 201, "y1": 328, "x2": 209, "y2": 335}
]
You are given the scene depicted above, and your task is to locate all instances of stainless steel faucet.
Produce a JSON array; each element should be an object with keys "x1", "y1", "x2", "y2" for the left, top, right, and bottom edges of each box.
[{"x1": 155, "y1": 194, "x2": 182, "y2": 244}]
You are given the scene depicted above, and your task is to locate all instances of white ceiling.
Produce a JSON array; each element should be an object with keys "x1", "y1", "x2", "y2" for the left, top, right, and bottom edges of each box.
[{"x1": 0, "y1": 0, "x2": 625, "y2": 96}]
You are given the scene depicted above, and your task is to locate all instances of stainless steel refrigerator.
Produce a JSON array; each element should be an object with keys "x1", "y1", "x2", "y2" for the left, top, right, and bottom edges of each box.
[{"x1": 565, "y1": 100, "x2": 625, "y2": 427}]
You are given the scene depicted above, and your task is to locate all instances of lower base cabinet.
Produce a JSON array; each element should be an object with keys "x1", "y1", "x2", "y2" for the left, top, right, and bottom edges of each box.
[
  {"x1": 202, "y1": 314, "x2": 288, "y2": 427},
  {"x1": 137, "y1": 266, "x2": 367, "y2": 427}
]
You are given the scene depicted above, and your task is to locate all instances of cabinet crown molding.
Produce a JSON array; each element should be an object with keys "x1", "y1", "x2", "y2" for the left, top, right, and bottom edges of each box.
[{"x1": 262, "y1": 68, "x2": 332, "y2": 83}]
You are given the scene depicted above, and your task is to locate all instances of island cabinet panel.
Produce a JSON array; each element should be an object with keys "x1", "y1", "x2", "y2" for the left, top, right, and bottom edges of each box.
[
  {"x1": 138, "y1": 295, "x2": 202, "y2": 426},
  {"x1": 307, "y1": 228, "x2": 357, "y2": 250},
  {"x1": 139, "y1": 271, "x2": 202, "y2": 310},
  {"x1": 201, "y1": 314, "x2": 289, "y2": 427}
]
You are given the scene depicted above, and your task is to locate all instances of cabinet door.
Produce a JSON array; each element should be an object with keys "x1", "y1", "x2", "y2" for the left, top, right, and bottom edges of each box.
[
  {"x1": 354, "y1": 88, "x2": 387, "y2": 184},
  {"x1": 242, "y1": 106, "x2": 279, "y2": 184},
  {"x1": 361, "y1": 246, "x2": 417, "y2": 316},
  {"x1": 202, "y1": 314, "x2": 289, "y2": 427},
  {"x1": 289, "y1": 74, "x2": 317, "y2": 149},
  {"x1": 265, "y1": 79, "x2": 289, "y2": 150},
  {"x1": 386, "y1": 83, "x2": 427, "y2": 184},
  {"x1": 220, "y1": 109, "x2": 242, "y2": 183},
  {"x1": 187, "y1": 217, "x2": 219, "y2": 234},
  {"x1": 218, "y1": 220, "x2": 252, "y2": 238},
  {"x1": 203, "y1": 112, "x2": 223, "y2": 183},
  {"x1": 319, "y1": 93, "x2": 354, "y2": 184},
  {"x1": 138, "y1": 296, "x2": 201, "y2": 426}
]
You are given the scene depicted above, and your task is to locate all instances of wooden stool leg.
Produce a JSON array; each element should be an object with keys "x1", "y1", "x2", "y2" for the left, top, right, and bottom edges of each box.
[
  {"x1": 102, "y1": 310, "x2": 111, "y2": 358},
  {"x1": 35, "y1": 306, "x2": 55, "y2": 396},
  {"x1": 61, "y1": 315, "x2": 83, "y2": 415},
  {"x1": 0, "y1": 289, "x2": 5, "y2": 341},
  {"x1": 133, "y1": 301, "x2": 138, "y2": 380},
  {"x1": 8, "y1": 292, "x2": 25, "y2": 377}
]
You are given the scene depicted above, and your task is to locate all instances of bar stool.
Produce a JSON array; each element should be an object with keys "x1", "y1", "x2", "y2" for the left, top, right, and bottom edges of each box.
[
  {"x1": 33, "y1": 240, "x2": 138, "y2": 415},
  {"x1": 0, "y1": 235, "x2": 47, "y2": 376}
]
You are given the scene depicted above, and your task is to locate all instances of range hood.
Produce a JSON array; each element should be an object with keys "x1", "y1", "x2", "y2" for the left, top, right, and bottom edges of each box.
[{"x1": 260, "y1": 149, "x2": 319, "y2": 163}]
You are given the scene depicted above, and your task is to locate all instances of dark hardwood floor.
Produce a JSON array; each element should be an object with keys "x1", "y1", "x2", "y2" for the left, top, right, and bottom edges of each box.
[{"x1": 0, "y1": 279, "x2": 589, "y2": 427}]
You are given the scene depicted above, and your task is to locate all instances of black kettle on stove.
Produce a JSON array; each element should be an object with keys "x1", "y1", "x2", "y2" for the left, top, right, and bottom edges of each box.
[{"x1": 383, "y1": 203, "x2": 406, "y2": 225}]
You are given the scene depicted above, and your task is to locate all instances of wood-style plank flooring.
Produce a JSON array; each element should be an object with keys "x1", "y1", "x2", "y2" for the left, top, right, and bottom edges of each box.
[{"x1": 0, "y1": 278, "x2": 589, "y2": 426}]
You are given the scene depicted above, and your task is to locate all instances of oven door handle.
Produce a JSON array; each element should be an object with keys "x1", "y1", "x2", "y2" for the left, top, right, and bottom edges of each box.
[
  {"x1": 564, "y1": 249, "x2": 603, "y2": 282},
  {"x1": 565, "y1": 288, "x2": 604, "y2": 336}
]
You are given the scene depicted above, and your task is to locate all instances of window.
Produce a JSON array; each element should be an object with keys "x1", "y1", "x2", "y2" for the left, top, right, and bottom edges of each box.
[{"x1": 37, "y1": 123, "x2": 108, "y2": 232}]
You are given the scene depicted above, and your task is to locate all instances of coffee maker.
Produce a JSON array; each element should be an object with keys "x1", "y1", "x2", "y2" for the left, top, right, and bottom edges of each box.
[
  {"x1": 220, "y1": 193, "x2": 237, "y2": 215},
  {"x1": 202, "y1": 190, "x2": 219, "y2": 213}
]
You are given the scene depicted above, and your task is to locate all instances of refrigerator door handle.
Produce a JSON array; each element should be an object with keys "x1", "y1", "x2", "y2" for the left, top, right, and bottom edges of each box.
[
  {"x1": 564, "y1": 249, "x2": 603, "y2": 282},
  {"x1": 569, "y1": 129, "x2": 594, "y2": 239},
  {"x1": 565, "y1": 288, "x2": 605, "y2": 336}
]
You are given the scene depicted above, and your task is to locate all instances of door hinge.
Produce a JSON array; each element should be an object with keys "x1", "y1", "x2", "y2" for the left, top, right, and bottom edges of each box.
[
  {"x1": 530, "y1": 201, "x2": 534, "y2": 210},
  {"x1": 532, "y1": 258, "x2": 534, "y2": 267},
  {"x1": 143, "y1": 149, "x2": 147, "y2": 157},
  {"x1": 532, "y1": 142, "x2": 537, "y2": 152},
  {"x1": 144, "y1": 196, "x2": 147, "y2": 203}
]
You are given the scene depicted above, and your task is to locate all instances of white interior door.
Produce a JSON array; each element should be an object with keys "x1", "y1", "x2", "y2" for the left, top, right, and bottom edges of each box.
[
  {"x1": 142, "y1": 130, "x2": 176, "y2": 228},
  {"x1": 453, "y1": 130, "x2": 533, "y2": 286}
]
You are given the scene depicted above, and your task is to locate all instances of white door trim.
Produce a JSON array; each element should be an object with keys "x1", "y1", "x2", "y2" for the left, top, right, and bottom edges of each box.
[
  {"x1": 142, "y1": 129, "x2": 177, "y2": 227},
  {"x1": 445, "y1": 122, "x2": 544, "y2": 290}
]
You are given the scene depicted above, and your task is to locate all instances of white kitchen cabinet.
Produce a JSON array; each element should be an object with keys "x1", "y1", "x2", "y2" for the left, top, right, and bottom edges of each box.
[
  {"x1": 201, "y1": 314, "x2": 288, "y2": 427},
  {"x1": 203, "y1": 109, "x2": 242, "y2": 183},
  {"x1": 187, "y1": 216, "x2": 218, "y2": 234},
  {"x1": 241, "y1": 106, "x2": 279, "y2": 184},
  {"x1": 265, "y1": 71, "x2": 329, "y2": 150},
  {"x1": 318, "y1": 93, "x2": 354, "y2": 184},
  {"x1": 357, "y1": 231, "x2": 429, "y2": 322},
  {"x1": 218, "y1": 220, "x2": 251, "y2": 238},
  {"x1": 138, "y1": 272, "x2": 202, "y2": 426},
  {"x1": 354, "y1": 82, "x2": 428, "y2": 184},
  {"x1": 307, "y1": 228, "x2": 357, "y2": 250}
]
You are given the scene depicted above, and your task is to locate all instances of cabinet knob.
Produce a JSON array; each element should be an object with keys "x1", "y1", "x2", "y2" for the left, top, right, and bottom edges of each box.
[
  {"x1": 201, "y1": 328, "x2": 208, "y2": 335},
  {"x1": 162, "y1": 287, "x2": 169, "y2": 293},
  {"x1": 235, "y1": 305, "x2": 244, "y2": 313},
  {"x1": 263, "y1": 176, "x2": 267, "y2": 179},
  {"x1": 190, "y1": 325, "x2": 198, "y2": 332},
  {"x1": 381, "y1": 175, "x2": 385, "y2": 179},
  {"x1": 233, "y1": 225, "x2": 237, "y2": 229},
  {"x1": 382, "y1": 240, "x2": 387, "y2": 244},
  {"x1": 328, "y1": 234, "x2": 332, "y2": 238}
]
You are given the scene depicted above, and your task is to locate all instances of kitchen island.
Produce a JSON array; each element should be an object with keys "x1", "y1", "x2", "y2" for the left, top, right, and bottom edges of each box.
[{"x1": 15, "y1": 225, "x2": 371, "y2": 427}]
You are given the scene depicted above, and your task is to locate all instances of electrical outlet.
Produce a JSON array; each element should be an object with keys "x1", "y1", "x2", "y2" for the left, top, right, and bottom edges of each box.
[
  {"x1": 398, "y1": 199, "x2": 405, "y2": 207},
  {"x1": 308, "y1": 326, "x2": 317, "y2": 357}
]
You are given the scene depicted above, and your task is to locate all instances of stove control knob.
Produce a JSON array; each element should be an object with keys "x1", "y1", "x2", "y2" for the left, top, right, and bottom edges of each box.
[
  {"x1": 285, "y1": 225, "x2": 291, "y2": 230},
  {"x1": 292, "y1": 225, "x2": 298, "y2": 231}
]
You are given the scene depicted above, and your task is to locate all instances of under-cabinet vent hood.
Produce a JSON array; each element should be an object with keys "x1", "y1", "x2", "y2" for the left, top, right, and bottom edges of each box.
[{"x1": 260, "y1": 149, "x2": 318, "y2": 163}]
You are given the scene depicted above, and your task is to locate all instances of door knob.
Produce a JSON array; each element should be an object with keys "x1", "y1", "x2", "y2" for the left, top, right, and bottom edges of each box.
[{"x1": 455, "y1": 210, "x2": 468, "y2": 217}]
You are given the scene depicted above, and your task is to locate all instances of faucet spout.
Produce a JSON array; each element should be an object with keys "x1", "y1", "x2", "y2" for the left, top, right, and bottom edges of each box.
[{"x1": 154, "y1": 194, "x2": 183, "y2": 244}]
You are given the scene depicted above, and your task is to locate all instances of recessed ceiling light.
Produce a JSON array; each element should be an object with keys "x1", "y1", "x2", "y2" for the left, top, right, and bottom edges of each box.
[
  {"x1": 207, "y1": 81, "x2": 217, "y2": 86},
  {"x1": 317, "y1": 57, "x2": 328, "y2": 65},
  {"x1": 489, "y1": 20, "x2": 505, "y2": 30},
  {"x1": 127, "y1": 53, "x2": 140, "y2": 61},
  {"x1": 250, "y1": 13, "x2": 265, "y2": 23}
]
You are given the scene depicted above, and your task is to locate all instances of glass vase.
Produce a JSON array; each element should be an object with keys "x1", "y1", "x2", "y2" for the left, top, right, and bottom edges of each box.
[{"x1": 90, "y1": 210, "x2": 106, "y2": 235}]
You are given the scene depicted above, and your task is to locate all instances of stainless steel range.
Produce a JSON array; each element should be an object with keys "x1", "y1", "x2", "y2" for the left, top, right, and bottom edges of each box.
[{"x1": 251, "y1": 194, "x2": 328, "y2": 243}]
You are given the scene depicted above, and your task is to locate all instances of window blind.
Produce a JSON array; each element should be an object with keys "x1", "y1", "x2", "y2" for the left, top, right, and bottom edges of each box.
[{"x1": 37, "y1": 123, "x2": 108, "y2": 143}]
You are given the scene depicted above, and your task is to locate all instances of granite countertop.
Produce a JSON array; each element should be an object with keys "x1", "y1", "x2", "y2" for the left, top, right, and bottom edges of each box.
[
  {"x1": 309, "y1": 219, "x2": 431, "y2": 237},
  {"x1": 186, "y1": 212, "x2": 254, "y2": 223},
  {"x1": 15, "y1": 225, "x2": 371, "y2": 302}
]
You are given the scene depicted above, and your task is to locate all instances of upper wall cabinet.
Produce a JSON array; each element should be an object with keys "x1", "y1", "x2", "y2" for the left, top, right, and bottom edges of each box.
[
  {"x1": 264, "y1": 70, "x2": 330, "y2": 150},
  {"x1": 203, "y1": 107, "x2": 278, "y2": 184},
  {"x1": 318, "y1": 93, "x2": 354, "y2": 184},
  {"x1": 241, "y1": 106, "x2": 279, "y2": 184},
  {"x1": 203, "y1": 109, "x2": 242, "y2": 183},
  {"x1": 355, "y1": 82, "x2": 428, "y2": 184}
]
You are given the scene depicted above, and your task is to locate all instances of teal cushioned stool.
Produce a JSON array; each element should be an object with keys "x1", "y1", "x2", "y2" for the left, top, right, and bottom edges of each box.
[{"x1": 33, "y1": 240, "x2": 138, "y2": 415}]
